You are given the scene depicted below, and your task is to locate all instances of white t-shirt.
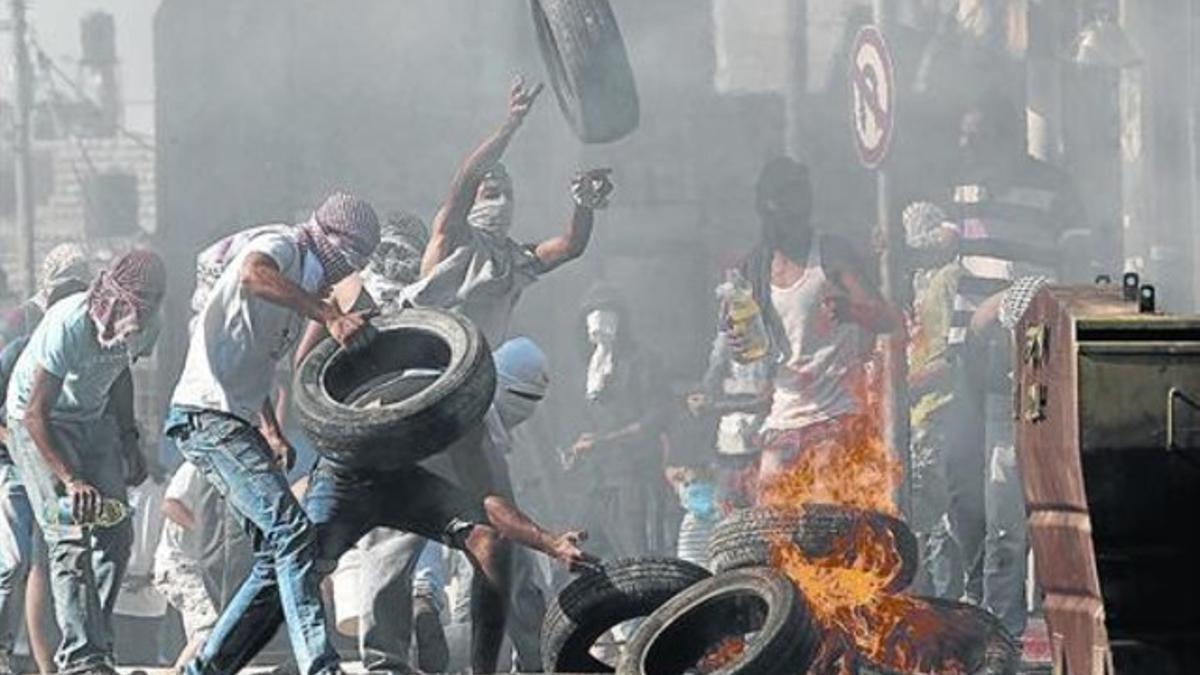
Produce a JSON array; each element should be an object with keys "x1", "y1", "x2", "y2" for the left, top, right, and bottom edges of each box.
[
  {"x1": 171, "y1": 232, "x2": 325, "y2": 421},
  {"x1": 154, "y1": 461, "x2": 207, "y2": 570}
]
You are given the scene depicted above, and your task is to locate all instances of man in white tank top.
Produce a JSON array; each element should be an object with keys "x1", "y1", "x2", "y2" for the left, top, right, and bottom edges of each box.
[{"x1": 735, "y1": 158, "x2": 902, "y2": 498}]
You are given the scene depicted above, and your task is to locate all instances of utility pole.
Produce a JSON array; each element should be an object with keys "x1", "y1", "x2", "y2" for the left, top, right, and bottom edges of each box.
[
  {"x1": 10, "y1": 0, "x2": 36, "y2": 297},
  {"x1": 870, "y1": 0, "x2": 912, "y2": 520}
]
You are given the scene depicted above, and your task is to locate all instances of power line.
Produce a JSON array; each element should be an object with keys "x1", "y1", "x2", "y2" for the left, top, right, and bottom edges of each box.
[{"x1": 30, "y1": 35, "x2": 155, "y2": 152}]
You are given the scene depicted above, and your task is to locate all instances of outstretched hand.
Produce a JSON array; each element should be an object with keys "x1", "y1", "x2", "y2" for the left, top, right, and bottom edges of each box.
[
  {"x1": 551, "y1": 530, "x2": 600, "y2": 571},
  {"x1": 508, "y1": 76, "x2": 545, "y2": 124}
]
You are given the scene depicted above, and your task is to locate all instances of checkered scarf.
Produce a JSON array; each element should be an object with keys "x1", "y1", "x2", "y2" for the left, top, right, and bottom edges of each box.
[
  {"x1": 298, "y1": 192, "x2": 381, "y2": 286},
  {"x1": 87, "y1": 250, "x2": 167, "y2": 349}
]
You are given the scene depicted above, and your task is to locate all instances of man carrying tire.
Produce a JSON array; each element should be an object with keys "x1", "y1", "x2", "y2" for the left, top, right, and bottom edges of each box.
[{"x1": 165, "y1": 192, "x2": 382, "y2": 675}]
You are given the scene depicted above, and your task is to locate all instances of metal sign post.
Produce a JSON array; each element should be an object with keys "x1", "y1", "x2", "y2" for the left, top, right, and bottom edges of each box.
[{"x1": 850, "y1": 22, "x2": 911, "y2": 519}]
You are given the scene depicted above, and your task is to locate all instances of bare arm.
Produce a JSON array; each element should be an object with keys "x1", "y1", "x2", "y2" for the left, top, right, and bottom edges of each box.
[
  {"x1": 423, "y1": 78, "x2": 544, "y2": 276},
  {"x1": 242, "y1": 252, "x2": 370, "y2": 350},
  {"x1": 161, "y1": 498, "x2": 197, "y2": 531},
  {"x1": 25, "y1": 366, "x2": 104, "y2": 521},
  {"x1": 293, "y1": 273, "x2": 377, "y2": 369},
  {"x1": 241, "y1": 252, "x2": 337, "y2": 324},
  {"x1": 0, "y1": 423, "x2": 9, "y2": 447},
  {"x1": 533, "y1": 206, "x2": 594, "y2": 273},
  {"x1": 448, "y1": 426, "x2": 594, "y2": 566},
  {"x1": 25, "y1": 367, "x2": 72, "y2": 484},
  {"x1": 258, "y1": 397, "x2": 293, "y2": 472}
]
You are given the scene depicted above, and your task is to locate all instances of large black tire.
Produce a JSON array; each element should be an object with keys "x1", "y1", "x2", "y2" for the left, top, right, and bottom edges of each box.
[
  {"x1": 293, "y1": 308, "x2": 495, "y2": 470},
  {"x1": 851, "y1": 598, "x2": 1019, "y2": 675},
  {"x1": 541, "y1": 557, "x2": 711, "y2": 674},
  {"x1": 617, "y1": 567, "x2": 821, "y2": 675},
  {"x1": 708, "y1": 505, "x2": 919, "y2": 593},
  {"x1": 531, "y1": 0, "x2": 639, "y2": 143}
]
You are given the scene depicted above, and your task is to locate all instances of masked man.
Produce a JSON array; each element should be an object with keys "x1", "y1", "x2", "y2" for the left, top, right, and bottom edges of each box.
[
  {"x1": 402, "y1": 76, "x2": 613, "y2": 347},
  {"x1": 0, "y1": 244, "x2": 92, "y2": 351},
  {"x1": 1, "y1": 253, "x2": 93, "y2": 675},
  {"x1": 393, "y1": 76, "x2": 610, "y2": 670},
  {"x1": 735, "y1": 158, "x2": 901, "y2": 500},
  {"x1": 5, "y1": 250, "x2": 166, "y2": 675},
  {"x1": 167, "y1": 192, "x2": 380, "y2": 675},
  {"x1": 569, "y1": 283, "x2": 671, "y2": 559}
]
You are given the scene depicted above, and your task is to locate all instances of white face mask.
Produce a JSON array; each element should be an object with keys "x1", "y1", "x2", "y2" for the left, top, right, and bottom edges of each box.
[
  {"x1": 468, "y1": 177, "x2": 515, "y2": 235},
  {"x1": 586, "y1": 310, "x2": 619, "y2": 400}
]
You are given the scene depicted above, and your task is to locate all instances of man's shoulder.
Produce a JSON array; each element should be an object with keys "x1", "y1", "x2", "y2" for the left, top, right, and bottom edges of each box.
[
  {"x1": 241, "y1": 229, "x2": 302, "y2": 268},
  {"x1": 37, "y1": 294, "x2": 89, "y2": 337}
]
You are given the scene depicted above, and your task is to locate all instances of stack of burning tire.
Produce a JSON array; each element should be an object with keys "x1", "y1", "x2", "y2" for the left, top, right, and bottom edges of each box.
[{"x1": 543, "y1": 504, "x2": 1018, "y2": 674}]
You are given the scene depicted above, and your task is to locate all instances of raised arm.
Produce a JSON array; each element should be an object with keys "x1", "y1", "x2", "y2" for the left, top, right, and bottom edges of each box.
[
  {"x1": 533, "y1": 169, "x2": 614, "y2": 273},
  {"x1": 423, "y1": 78, "x2": 544, "y2": 275}
]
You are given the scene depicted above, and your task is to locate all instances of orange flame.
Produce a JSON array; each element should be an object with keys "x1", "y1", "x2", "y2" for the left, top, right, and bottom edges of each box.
[
  {"x1": 757, "y1": 367, "x2": 974, "y2": 673},
  {"x1": 697, "y1": 636, "x2": 747, "y2": 673}
]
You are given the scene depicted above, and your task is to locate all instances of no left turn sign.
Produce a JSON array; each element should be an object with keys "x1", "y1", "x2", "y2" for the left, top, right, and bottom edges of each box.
[{"x1": 850, "y1": 26, "x2": 895, "y2": 169}]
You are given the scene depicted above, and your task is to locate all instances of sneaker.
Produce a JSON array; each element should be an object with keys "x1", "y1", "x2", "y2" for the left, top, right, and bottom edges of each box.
[{"x1": 413, "y1": 595, "x2": 449, "y2": 673}]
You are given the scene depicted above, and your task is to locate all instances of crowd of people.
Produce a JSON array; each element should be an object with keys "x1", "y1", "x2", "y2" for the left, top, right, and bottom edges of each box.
[{"x1": 0, "y1": 74, "x2": 1086, "y2": 675}]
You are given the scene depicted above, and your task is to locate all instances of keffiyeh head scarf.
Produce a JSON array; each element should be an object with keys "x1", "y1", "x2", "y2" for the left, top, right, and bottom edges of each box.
[
  {"x1": 468, "y1": 163, "x2": 515, "y2": 236},
  {"x1": 87, "y1": 249, "x2": 167, "y2": 349},
  {"x1": 36, "y1": 243, "x2": 90, "y2": 308},
  {"x1": 299, "y1": 191, "x2": 382, "y2": 286},
  {"x1": 362, "y1": 211, "x2": 430, "y2": 311},
  {"x1": 902, "y1": 202, "x2": 948, "y2": 251}
]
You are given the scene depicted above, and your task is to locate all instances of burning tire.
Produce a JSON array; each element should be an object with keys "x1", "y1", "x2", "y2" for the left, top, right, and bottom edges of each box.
[
  {"x1": 293, "y1": 308, "x2": 496, "y2": 470},
  {"x1": 844, "y1": 598, "x2": 1020, "y2": 675},
  {"x1": 617, "y1": 566, "x2": 821, "y2": 675},
  {"x1": 708, "y1": 505, "x2": 919, "y2": 593},
  {"x1": 531, "y1": 0, "x2": 640, "y2": 143},
  {"x1": 541, "y1": 556, "x2": 711, "y2": 673}
]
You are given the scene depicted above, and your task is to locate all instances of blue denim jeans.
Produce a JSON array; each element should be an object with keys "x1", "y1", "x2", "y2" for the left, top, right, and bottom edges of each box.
[
  {"x1": 165, "y1": 407, "x2": 337, "y2": 675},
  {"x1": 178, "y1": 450, "x2": 484, "y2": 675},
  {"x1": 0, "y1": 463, "x2": 34, "y2": 661},
  {"x1": 413, "y1": 540, "x2": 446, "y2": 604},
  {"x1": 8, "y1": 417, "x2": 131, "y2": 674}
]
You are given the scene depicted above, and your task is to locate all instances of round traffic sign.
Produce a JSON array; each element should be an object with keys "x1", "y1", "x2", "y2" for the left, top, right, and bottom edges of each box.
[{"x1": 850, "y1": 26, "x2": 895, "y2": 169}]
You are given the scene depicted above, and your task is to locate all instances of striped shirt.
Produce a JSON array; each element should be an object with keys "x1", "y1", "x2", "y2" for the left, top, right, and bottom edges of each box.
[{"x1": 943, "y1": 158, "x2": 1083, "y2": 345}]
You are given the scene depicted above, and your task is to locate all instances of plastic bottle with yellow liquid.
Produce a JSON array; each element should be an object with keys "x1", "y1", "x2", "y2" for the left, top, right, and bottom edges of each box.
[{"x1": 717, "y1": 269, "x2": 768, "y2": 364}]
